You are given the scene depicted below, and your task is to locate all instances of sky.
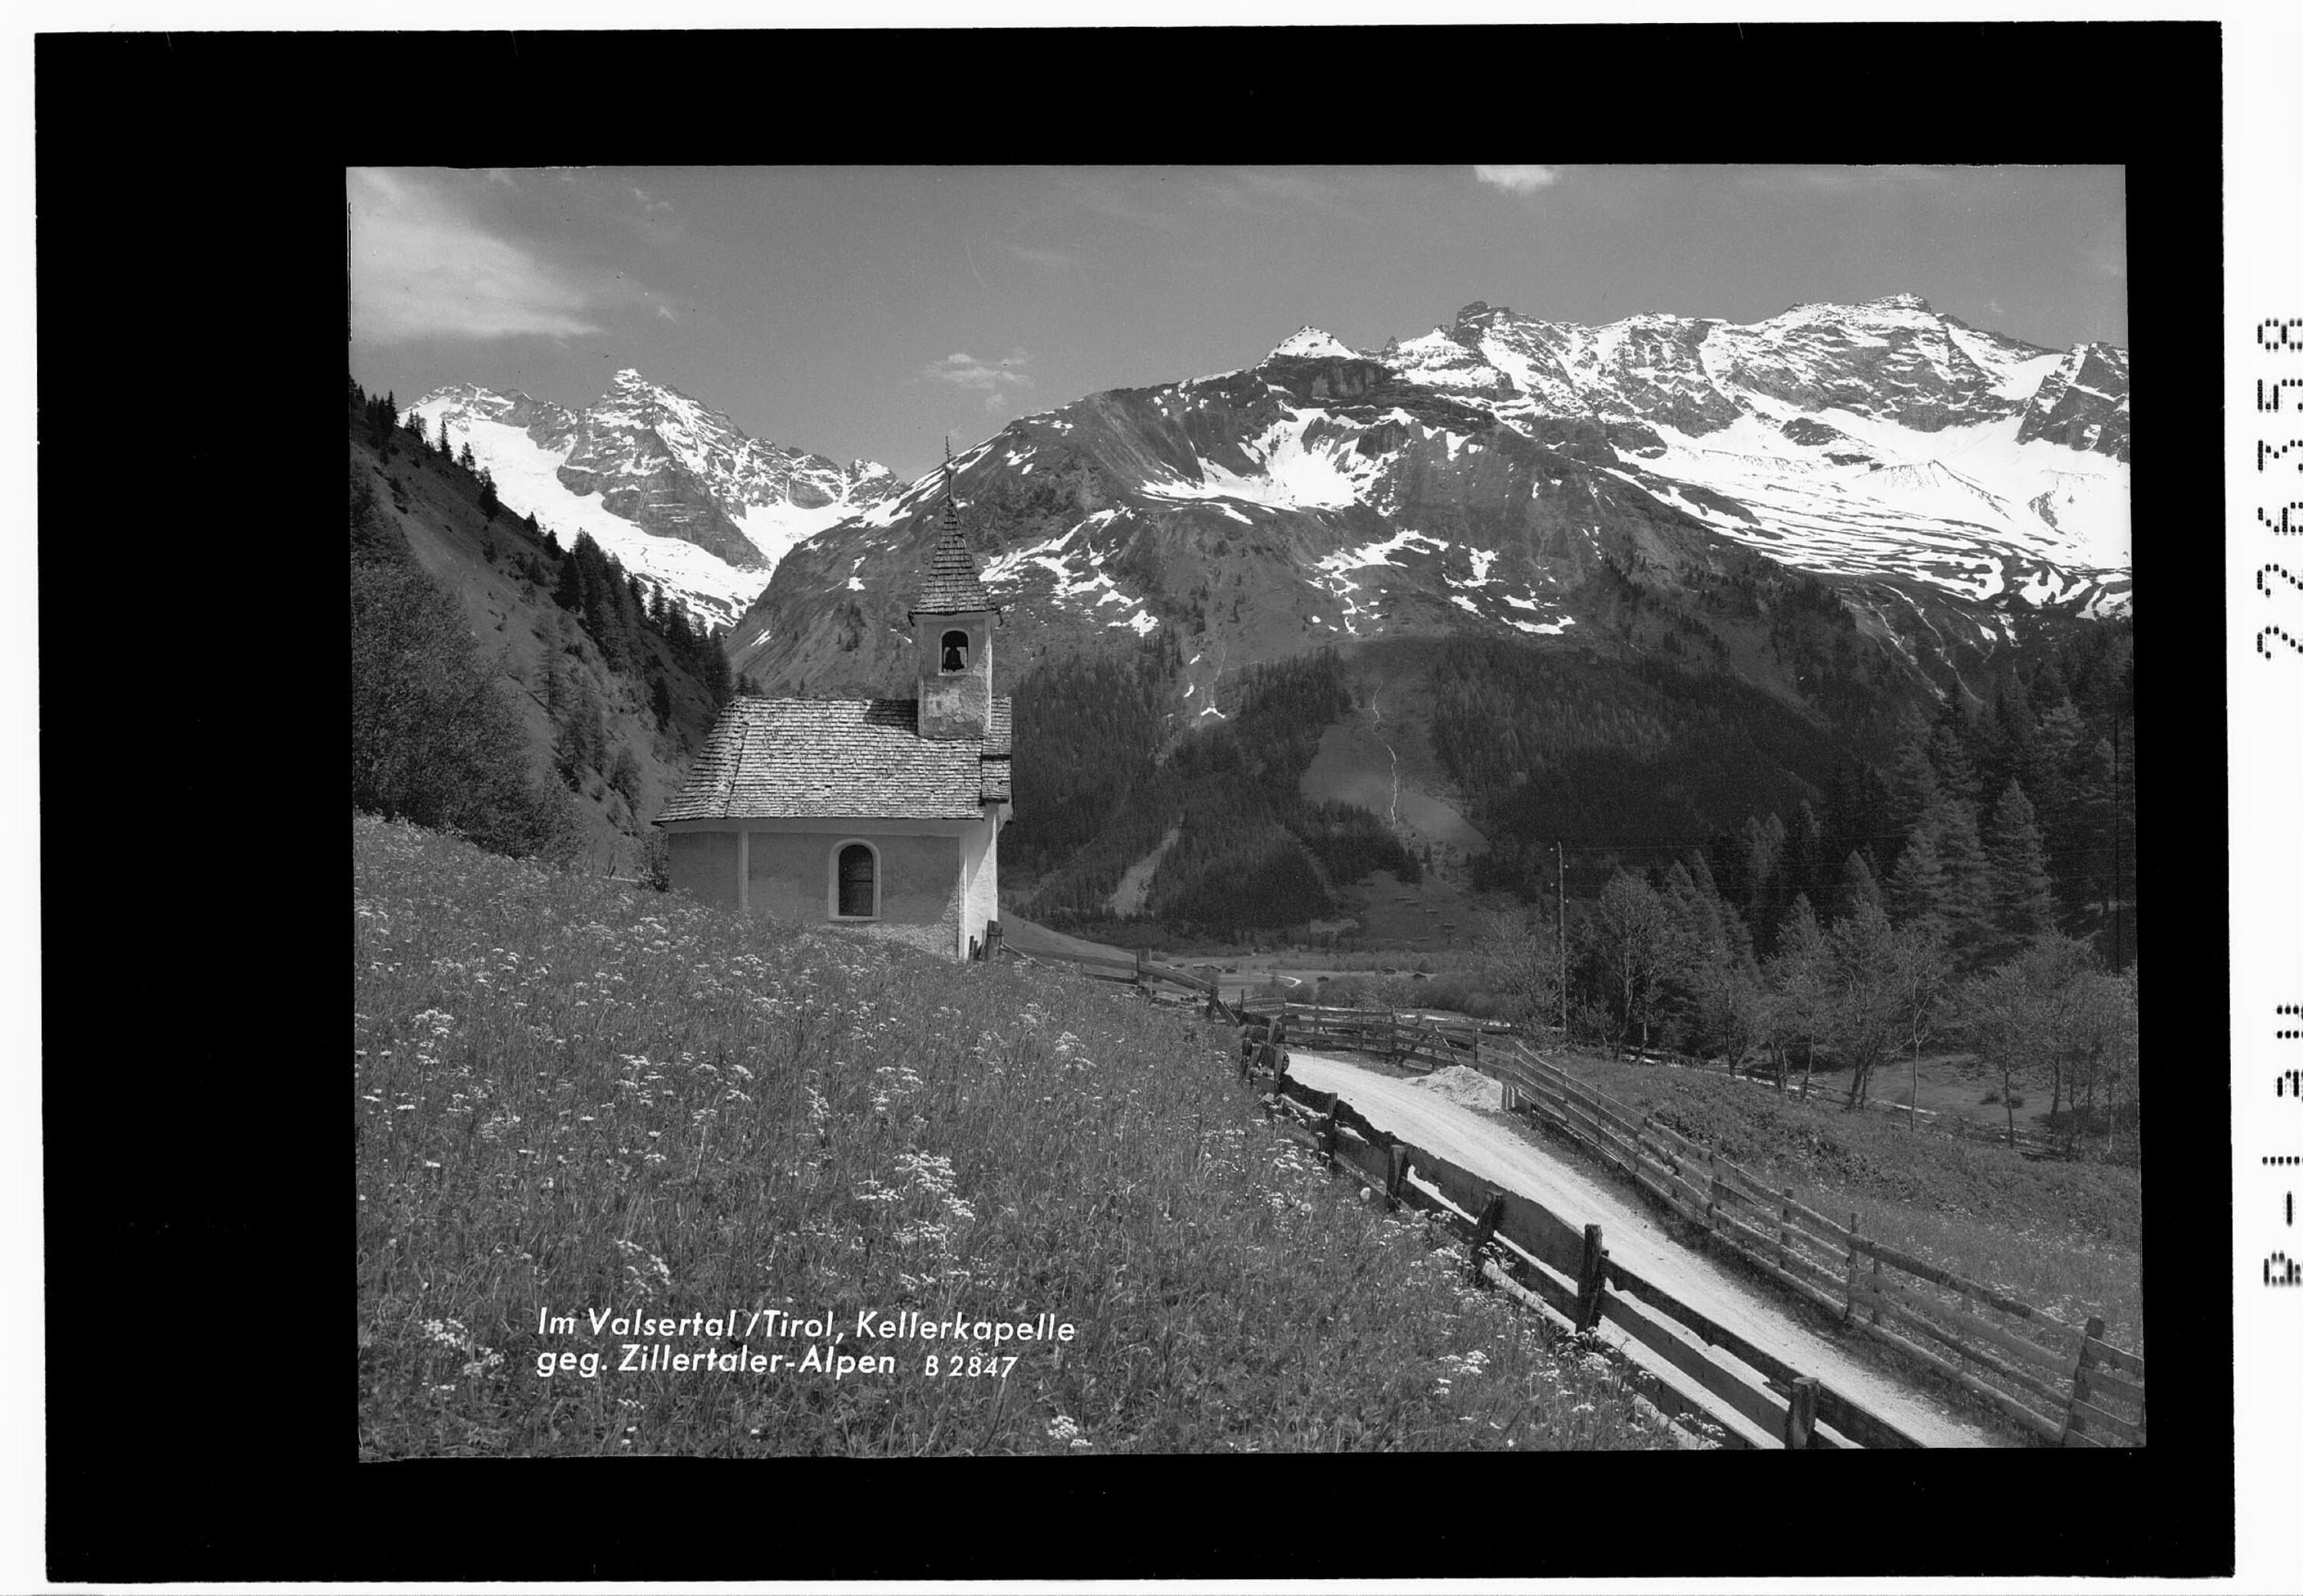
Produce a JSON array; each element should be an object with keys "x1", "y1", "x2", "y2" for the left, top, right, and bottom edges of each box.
[{"x1": 349, "y1": 164, "x2": 2127, "y2": 485}]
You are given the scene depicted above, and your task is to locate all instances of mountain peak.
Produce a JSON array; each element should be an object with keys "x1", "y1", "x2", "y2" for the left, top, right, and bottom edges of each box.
[{"x1": 1269, "y1": 325, "x2": 1358, "y2": 361}]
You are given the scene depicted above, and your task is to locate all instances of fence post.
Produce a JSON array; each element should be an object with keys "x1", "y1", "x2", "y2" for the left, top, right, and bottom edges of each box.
[
  {"x1": 1384, "y1": 1143, "x2": 1410, "y2": 1212},
  {"x1": 1575, "y1": 1223, "x2": 1607, "y2": 1331},
  {"x1": 2060, "y1": 1315, "x2": 2106, "y2": 1446},
  {"x1": 1316, "y1": 1092, "x2": 1340, "y2": 1169},
  {"x1": 1786, "y1": 1376, "x2": 1819, "y2": 1449},
  {"x1": 1844, "y1": 1212, "x2": 1862, "y2": 1323},
  {"x1": 1777, "y1": 1187, "x2": 1793, "y2": 1273},
  {"x1": 1868, "y1": 1253, "x2": 1883, "y2": 1326},
  {"x1": 1467, "y1": 1192, "x2": 1505, "y2": 1287},
  {"x1": 985, "y1": 920, "x2": 1003, "y2": 962},
  {"x1": 1707, "y1": 1145, "x2": 1722, "y2": 1234}
]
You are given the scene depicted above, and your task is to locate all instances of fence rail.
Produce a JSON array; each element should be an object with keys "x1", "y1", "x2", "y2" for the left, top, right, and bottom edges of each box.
[
  {"x1": 1241, "y1": 1052, "x2": 1910, "y2": 1449},
  {"x1": 1236, "y1": 998, "x2": 1502, "y2": 1073},
  {"x1": 1481, "y1": 1039, "x2": 2144, "y2": 1447},
  {"x1": 991, "y1": 929, "x2": 1238, "y2": 1016}
]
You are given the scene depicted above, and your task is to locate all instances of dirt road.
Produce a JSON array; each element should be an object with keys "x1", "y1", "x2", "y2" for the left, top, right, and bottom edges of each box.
[{"x1": 1287, "y1": 1052, "x2": 2005, "y2": 1448}]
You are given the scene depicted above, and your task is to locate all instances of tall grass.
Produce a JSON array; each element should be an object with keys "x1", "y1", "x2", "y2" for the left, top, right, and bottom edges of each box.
[{"x1": 355, "y1": 815, "x2": 1670, "y2": 1456}]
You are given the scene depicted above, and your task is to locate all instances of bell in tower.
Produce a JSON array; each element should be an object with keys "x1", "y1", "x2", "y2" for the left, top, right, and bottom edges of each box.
[{"x1": 908, "y1": 448, "x2": 1000, "y2": 742}]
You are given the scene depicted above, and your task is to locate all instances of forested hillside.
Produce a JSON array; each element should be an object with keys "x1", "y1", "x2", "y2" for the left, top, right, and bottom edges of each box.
[
  {"x1": 349, "y1": 379, "x2": 735, "y2": 874},
  {"x1": 1010, "y1": 646, "x2": 1418, "y2": 939}
]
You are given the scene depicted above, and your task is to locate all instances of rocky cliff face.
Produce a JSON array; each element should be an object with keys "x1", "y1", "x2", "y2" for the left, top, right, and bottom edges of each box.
[
  {"x1": 402, "y1": 370, "x2": 903, "y2": 630},
  {"x1": 731, "y1": 297, "x2": 2129, "y2": 735}
]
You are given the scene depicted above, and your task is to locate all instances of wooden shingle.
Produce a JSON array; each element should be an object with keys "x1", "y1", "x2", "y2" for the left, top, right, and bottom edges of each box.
[{"x1": 656, "y1": 696, "x2": 1016, "y2": 822}]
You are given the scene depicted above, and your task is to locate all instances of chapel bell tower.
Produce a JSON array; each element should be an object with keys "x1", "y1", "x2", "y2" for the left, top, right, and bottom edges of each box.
[{"x1": 909, "y1": 451, "x2": 998, "y2": 742}]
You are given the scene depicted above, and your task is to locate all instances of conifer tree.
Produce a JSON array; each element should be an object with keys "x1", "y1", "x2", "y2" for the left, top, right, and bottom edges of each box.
[
  {"x1": 1931, "y1": 797, "x2": 1995, "y2": 964},
  {"x1": 1990, "y1": 675, "x2": 2037, "y2": 798},
  {"x1": 1928, "y1": 714, "x2": 1982, "y2": 808},
  {"x1": 1783, "y1": 799, "x2": 1829, "y2": 920},
  {"x1": 1889, "y1": 818, "x2": 1950, "y2": 943},
  {"x1": 1840, "y1": 849, "x2": 1885, "y2": 919},
  {"x1": 1986, "y1": 779, "x2": 2057, "y2": 954},
  {"x1": 1883, "y1": 732, "x2": 1941, "y2": 852}
]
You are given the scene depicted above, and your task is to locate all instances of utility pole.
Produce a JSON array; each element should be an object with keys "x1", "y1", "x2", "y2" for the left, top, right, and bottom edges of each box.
[
  {"x1": 2110, "y1": 712, "x2": 2123, "y2": 970},
  {"x1": 1555, "y1": 839, "x2": 1568, "y2": 1033}
]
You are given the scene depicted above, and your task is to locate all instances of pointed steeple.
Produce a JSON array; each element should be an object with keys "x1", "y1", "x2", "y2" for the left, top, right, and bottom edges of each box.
[{"x1": 908, "y1": 441, "x2": 993, "y2": 620}]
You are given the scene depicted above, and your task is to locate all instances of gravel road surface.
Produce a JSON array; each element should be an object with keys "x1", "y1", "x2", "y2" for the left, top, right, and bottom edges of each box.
[{"x1": 1288, "y1": 1051, "x2": 2006, "y2": 1449}]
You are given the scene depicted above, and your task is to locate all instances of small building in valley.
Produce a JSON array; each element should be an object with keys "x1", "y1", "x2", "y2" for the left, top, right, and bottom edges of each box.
[{"x1": 653, "y1": 485, "x2": 1011, "y2": 958}]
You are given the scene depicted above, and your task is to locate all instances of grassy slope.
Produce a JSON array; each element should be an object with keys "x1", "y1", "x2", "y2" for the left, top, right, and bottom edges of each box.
[
  {"x1": 1545, "y1": 1048, "x2": 2143, "y2": 1356},
  {"x1": 355, "y1": 816, "x2": 1670, "y2": 1456}
]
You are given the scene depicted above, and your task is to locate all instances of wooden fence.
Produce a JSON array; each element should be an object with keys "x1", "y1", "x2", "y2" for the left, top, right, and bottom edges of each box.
[
  {"x1": 991, "y1": 930, "x2": 1238, "y2": 1016},
  {"x1": 1479, "y1": 1043, "x2": 2144, "y2": 1448},
  {"x1": 1238, "y1": 1043, "x2": 1915, "y2": 1450},
  {"x1": 1237, "y1": 998, "x2": 1506, "y2": 1074},
  {"x1": 1014, "y1": 960, "x2": 2138, "y2": 1448}
]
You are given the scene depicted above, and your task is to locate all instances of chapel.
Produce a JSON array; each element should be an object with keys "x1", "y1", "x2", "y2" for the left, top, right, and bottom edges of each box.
[{"x1": 653, "y1": 480, "x2": 1011, "y2": 959}]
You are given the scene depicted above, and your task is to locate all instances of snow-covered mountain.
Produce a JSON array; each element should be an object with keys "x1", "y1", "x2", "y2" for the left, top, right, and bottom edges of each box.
[
  {"x1": 1379, "y1": 296, "x2": 2128, "y2": 611},
  {"x1": 401, "y1": 368, "x2": 904, "y2": 630},
  {"x1": 733, "y1": 296, "x2": 2128, "y2": 729}
]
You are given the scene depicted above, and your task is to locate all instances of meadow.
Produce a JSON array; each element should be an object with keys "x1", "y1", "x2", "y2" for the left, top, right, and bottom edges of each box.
[
  {"x1": 1545, "y1": 1049, "x2": 2145, "y2": 1359},
  {"x1": 355, "y1": 815, "x2": 1673, "y2": 1456}
]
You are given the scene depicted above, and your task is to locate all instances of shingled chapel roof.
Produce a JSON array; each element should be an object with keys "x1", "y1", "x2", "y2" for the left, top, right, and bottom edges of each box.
[{"x1": 655, "y1": 697, "x2": 1013, "y2": 822}]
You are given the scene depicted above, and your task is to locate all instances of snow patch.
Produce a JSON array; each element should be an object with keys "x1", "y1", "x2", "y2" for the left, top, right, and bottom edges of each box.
[{"x1": 1270, "y1": 325, "x2": 1358, "y2": 361}]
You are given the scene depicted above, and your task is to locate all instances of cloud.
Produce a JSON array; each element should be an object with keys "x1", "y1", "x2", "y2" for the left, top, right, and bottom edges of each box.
[
  {"x1": 656, "y1": 303, "x2": 679, "y2": 322},
  {"x1": 1474, "y1": 165, "x2": 1561, "y2": 193},
  {"x1": 1735, "y1": 164, "x2": 1943, "y2": 194},
  {"x1": 922, "y1": 349, "x2": 1034, "y2": 410},
  {"x1": 1058, "y1": 174, "x2": 1191, "y2": 234},
  {"x1": 349, "y1": 168, "x2": 603, "y2": 345},
  {"x1": 1004, "y1": 243, "x2": 1078, "y2": 270},
  {"x1": 1203, "y1": 167, "x2": 1354, "y2": 216}
]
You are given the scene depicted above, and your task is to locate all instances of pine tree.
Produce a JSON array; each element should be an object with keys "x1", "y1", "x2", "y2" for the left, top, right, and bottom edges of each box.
[
  {"x1": 1883, "y1": 732, "x2": 1941, "y2": 852},
  {"x1": 1989, "y1": 675, "x2": 2037, "y2": 800},
  {"x1": 438, "y1": 415, "x2": 453, "y2": 456},
  {"x1": 1840, "y1": 850, "x2": 1885, "y2": 919},
  {"x1": 1932, "y1": 798, "x2": 1995, "y2": 966},
  {"x1": 1928, "y1": 713, "x2": 1982, "y2": 808},
  {"x1": 1986, "y1": 779, "x2": 2057, "y2": 955},
  {"x1": 1889, "y1": 818, "x2": 1950, "y2": 943}
]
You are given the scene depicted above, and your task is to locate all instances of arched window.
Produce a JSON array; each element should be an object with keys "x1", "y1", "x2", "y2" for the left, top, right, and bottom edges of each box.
[
  {"x1": 834, "y1": 841, "x2": 877, "y2": 919},
  {"x1": 940, "y1": 629, "x2": 969, "y2": 673}
]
